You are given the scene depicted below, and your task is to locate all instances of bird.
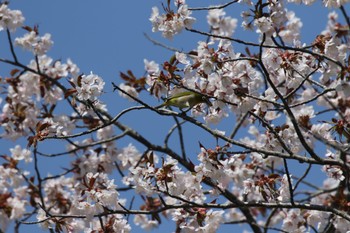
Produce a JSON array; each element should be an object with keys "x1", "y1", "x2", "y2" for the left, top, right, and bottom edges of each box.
[{"x1": 156, "y1": 90, "x2": 212, "y2": 112}]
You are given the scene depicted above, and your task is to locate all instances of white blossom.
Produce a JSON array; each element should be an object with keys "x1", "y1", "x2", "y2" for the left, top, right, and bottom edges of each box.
[
  {"x1": 15, "y1": 31, "x2": 53, "y2": 55},
  {"x1": 76, "y1": 72, "x2": 105, "y2": 101},
  {"x1": 118, "y1": 83, "x2": 138, "y2": 101},
  {"x1": 0, "y1": 4, "x2": 24, "y2": 31},
  {"x1": 10, "y1": 145, "x2": 32, "y2": 163}
]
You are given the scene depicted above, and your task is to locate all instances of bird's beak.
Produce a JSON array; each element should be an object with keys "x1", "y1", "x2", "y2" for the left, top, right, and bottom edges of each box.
[{"x1": 203, "y1": 97, "x2": 212, "y2": 106}]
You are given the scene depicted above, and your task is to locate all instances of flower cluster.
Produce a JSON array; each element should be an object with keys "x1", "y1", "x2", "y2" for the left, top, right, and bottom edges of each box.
[
  {"x1": 75, "y1": 72, "x2": 105, "y2": 102},
  {"x1": 0, "y1": 3, "x2": 24, "y2": 31},
  {"x1": 207, "y1": 9, "x2": 238, "y2": 38},
  {"x1": 150, "y1": 0, "x2": 195, "y2": 39},
  {"x1": 0, "y1": 0, "x2": 350, "y2": 233},
  {"x1": 0, "y1": 54, "x2": 80, "y2": 140},
  {"x1": 15, "y1": 31, "x2": 53, "y2": 55},
  {"x1": 0, "y1": 150, "x2": 28, "y2": 232}
]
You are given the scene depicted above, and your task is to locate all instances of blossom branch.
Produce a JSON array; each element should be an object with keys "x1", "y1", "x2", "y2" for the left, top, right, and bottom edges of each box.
[{"x1": 258, "y1": 33, "x2": 322, "y2": 162}]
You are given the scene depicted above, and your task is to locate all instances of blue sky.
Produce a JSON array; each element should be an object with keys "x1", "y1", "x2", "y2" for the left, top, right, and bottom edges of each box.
[{"x1": 1, "y1": 1, "x2": 346, "y2": 232}]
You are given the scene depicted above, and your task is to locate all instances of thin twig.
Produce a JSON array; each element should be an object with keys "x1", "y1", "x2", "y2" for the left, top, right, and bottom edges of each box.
[
  {"x1": 144, "y1": 33, "x2": 180, "y2": 52},
  {"x1": 6, "y1": 29, "x2": 18, "y2": 63},
  {"x1": 340, "y1": 6, "x2": 350, "y2": 29},
  {"x1": 188, "y1": 0, "x2": 238, "y2": 11}
]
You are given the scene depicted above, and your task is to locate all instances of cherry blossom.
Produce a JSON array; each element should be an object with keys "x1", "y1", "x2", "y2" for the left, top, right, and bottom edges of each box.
[
  {"x1": 15, "y1": 31, "x2": 53, "y2": 55},
  {"x1": 75, "y1": 72, "x2": 105, "y2": 101},
  {"x1": 150, "y1": 0, "x2": 195, "y2": 39},
  {"x1": 0, "y1": 1, "x2": 349, "y2": 232},
  {"x1": 0, "y1": 4, "x2": 24, "y2": 31}
]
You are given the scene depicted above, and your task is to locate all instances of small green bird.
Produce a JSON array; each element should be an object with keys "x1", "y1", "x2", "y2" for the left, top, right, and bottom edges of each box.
[{"x1": 156, "y1": 90, "x2": 212, "y2": 112}]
